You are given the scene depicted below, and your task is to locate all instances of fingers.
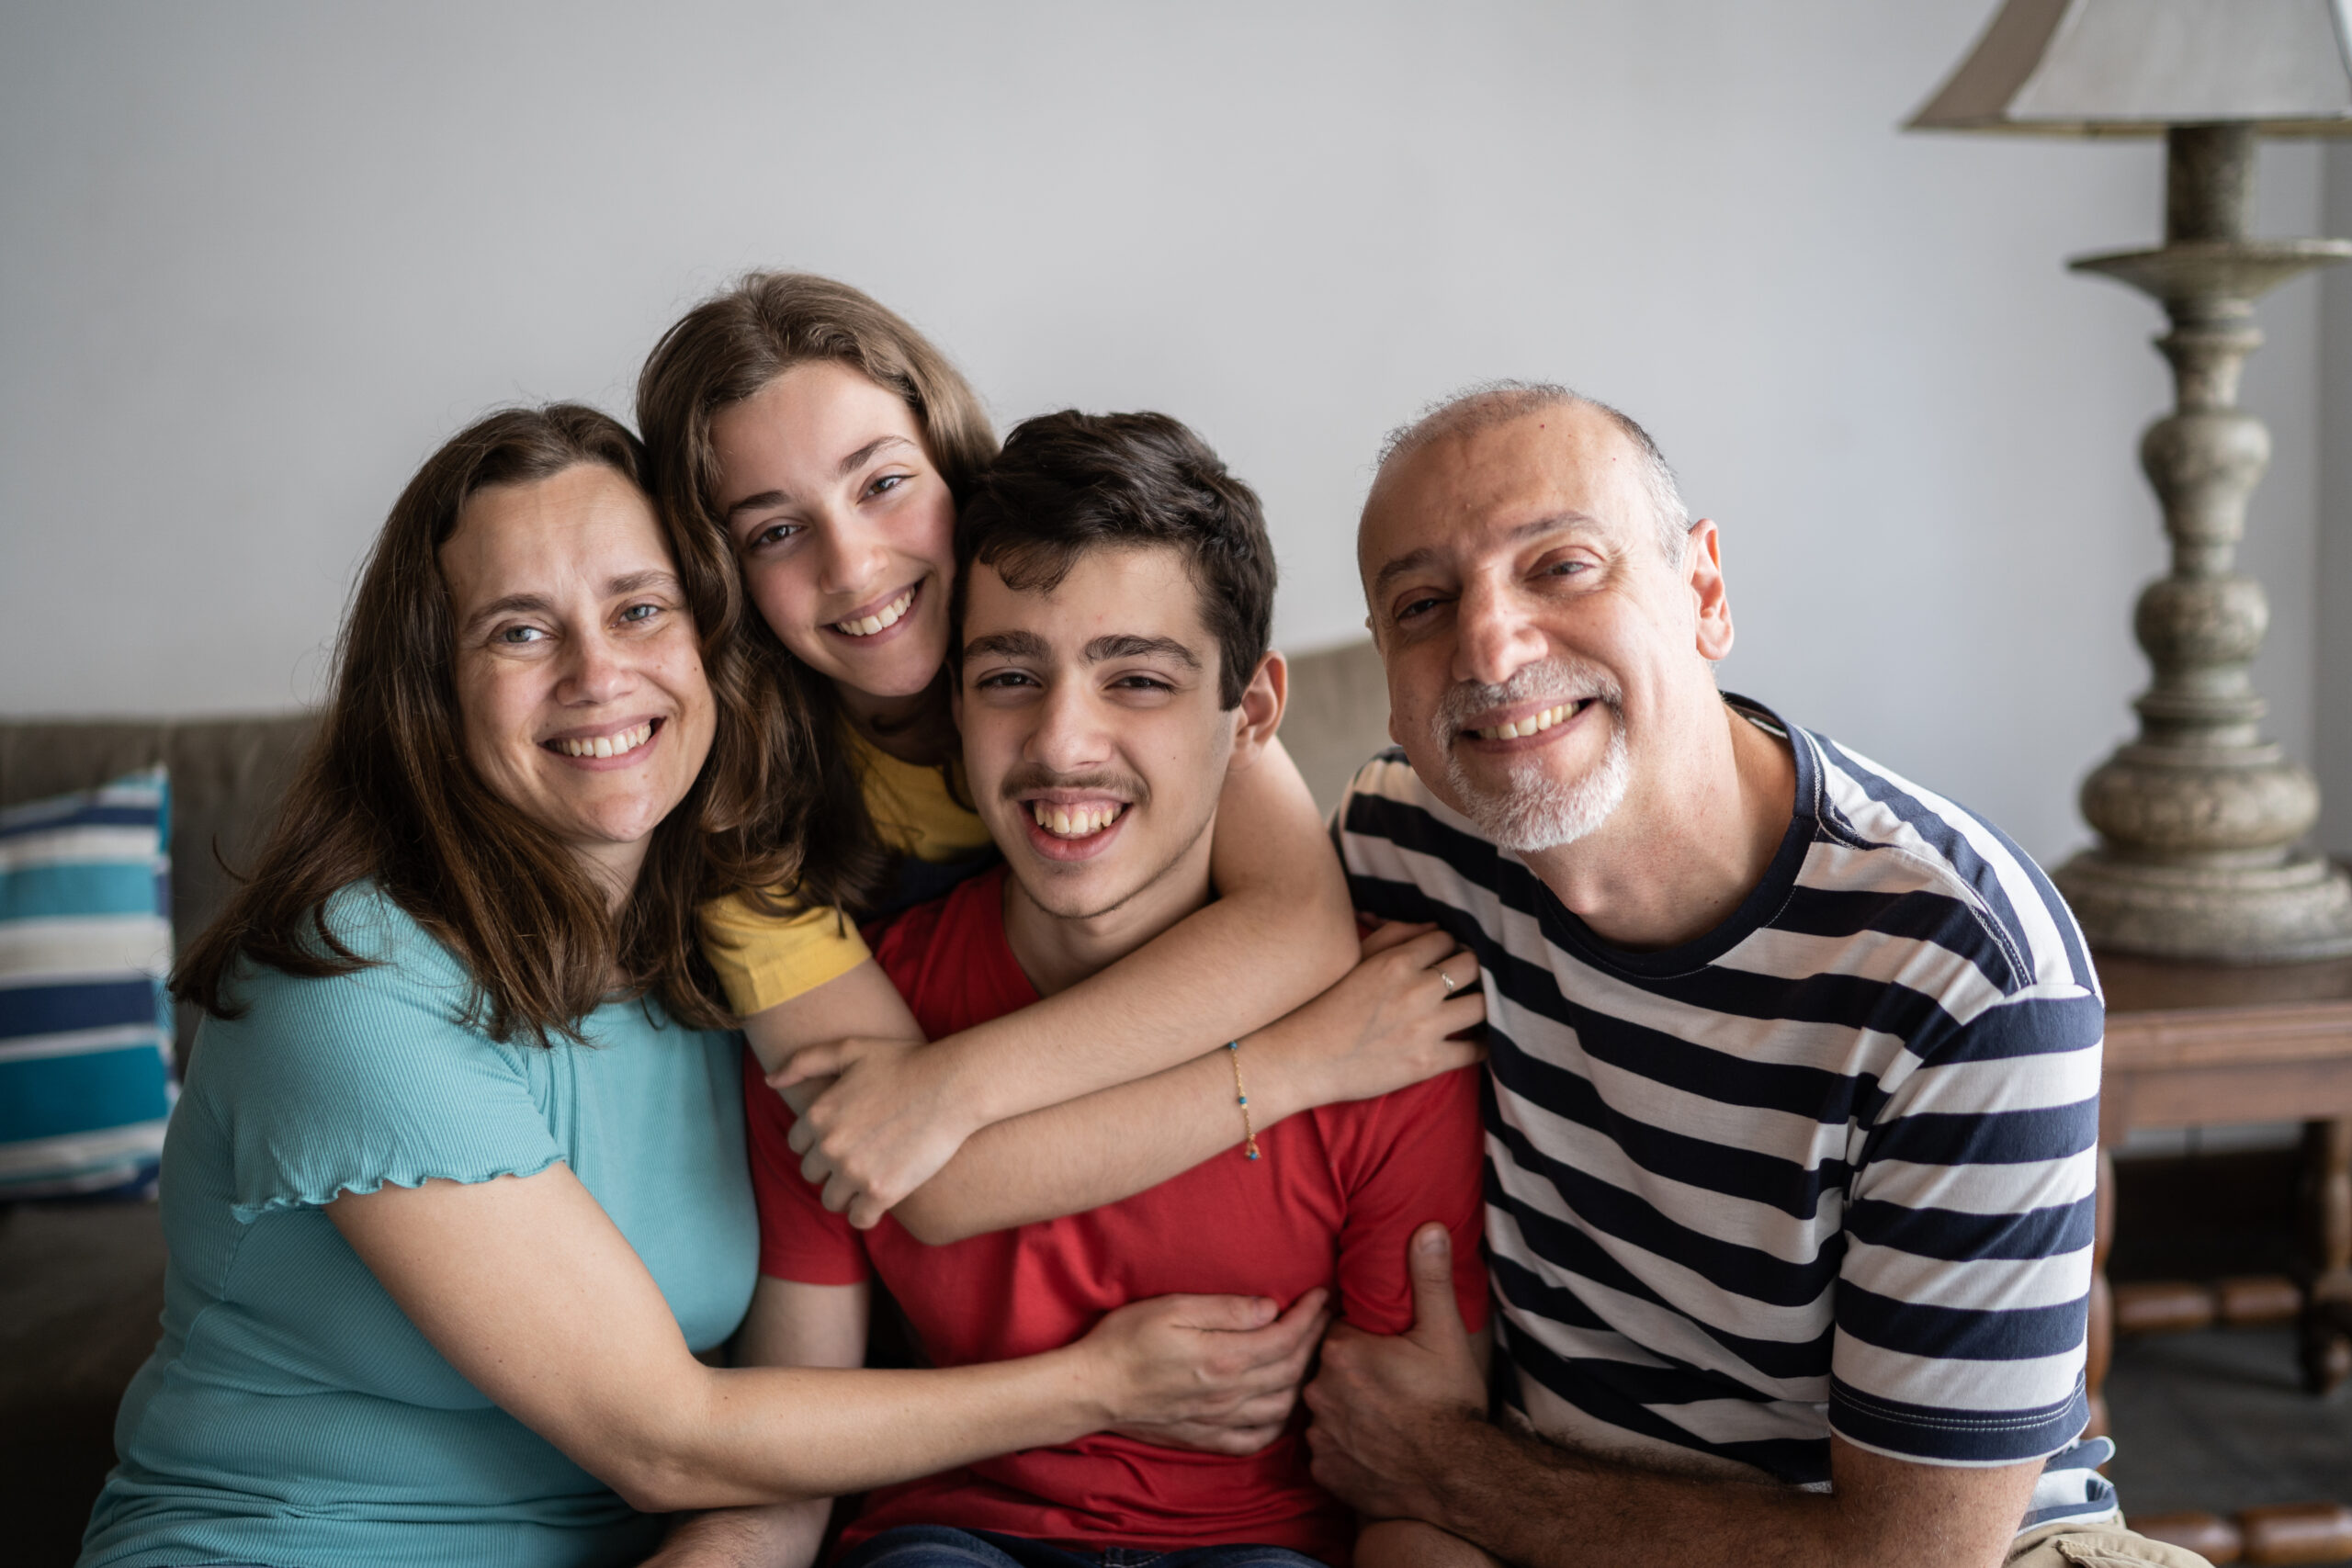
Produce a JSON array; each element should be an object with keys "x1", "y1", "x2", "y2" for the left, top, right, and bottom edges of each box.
[
  {"x1": 1405, "y1": 1224, "x2": 1471, "y2": 1348},
  {"x1": 1357, "y1": 919, "x2": 1436, "y2": 958},
  {"x1": 766, "y1": 1043, "x2": 848, "y2": 1089},
  {"x1": 1157, "y1": 1291, "x2": 1283, "y2": 1335}
]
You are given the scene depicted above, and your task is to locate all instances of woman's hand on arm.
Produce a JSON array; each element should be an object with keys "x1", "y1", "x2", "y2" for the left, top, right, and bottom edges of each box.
[
  {"x1": 327, "y1": 1166, "x2": 1323, "y2": 1511},
  {"x1": 888, "y1": 922, "x2": 1486, "y2": 1243},
  {"x1": 775, "y1": 734, "x2": 1357, "y2": 1222},
  {"x1": 737, "y1": 961, "x2": 927, "y2": 1224}
]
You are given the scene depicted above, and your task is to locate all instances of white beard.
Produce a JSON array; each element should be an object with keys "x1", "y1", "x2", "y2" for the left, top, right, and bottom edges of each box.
[{"x1": 1433, "y1": 660, "x2": 1632, "y2": 853}]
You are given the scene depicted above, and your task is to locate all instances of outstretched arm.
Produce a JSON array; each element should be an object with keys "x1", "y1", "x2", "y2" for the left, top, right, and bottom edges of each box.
[
  {"x1": 328, "y1": 1161, "x2": 1334, "y2": 1515},
  {"x1": 773, "y1": 733, "x2": 1362, "y2": 1223},
  {"x1": 1304, "y1": 1227, "x2": 2043, "y2": 1568},
  {"x1": 772, "y1": 921, "x2": 1484, "y2": 1242}
]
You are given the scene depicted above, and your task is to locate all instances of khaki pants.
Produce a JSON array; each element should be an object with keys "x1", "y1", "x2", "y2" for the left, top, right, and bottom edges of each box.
[{"x1": 2006, "y1": 1520, "x2": 2216, "y2": 1568}]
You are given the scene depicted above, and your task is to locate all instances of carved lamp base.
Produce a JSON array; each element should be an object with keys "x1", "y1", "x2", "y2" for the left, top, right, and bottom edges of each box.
[{"x1": 2057, "y1": 851, "x2": 2352, "y2": 964}]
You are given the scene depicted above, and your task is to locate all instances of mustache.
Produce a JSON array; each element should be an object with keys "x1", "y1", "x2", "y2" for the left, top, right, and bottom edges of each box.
[
  {"x1": 998, "y1": 765, "x2": 1150, "y2": 805},
  {"x1": 1434, "y1": 657, "x2": 1624, "y2": 735}
]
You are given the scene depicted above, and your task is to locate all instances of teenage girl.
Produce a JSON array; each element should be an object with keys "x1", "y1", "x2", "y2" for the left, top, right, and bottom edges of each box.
[{"x1": 635, "y1": 274, "x2": 1485, "y2": 1241}]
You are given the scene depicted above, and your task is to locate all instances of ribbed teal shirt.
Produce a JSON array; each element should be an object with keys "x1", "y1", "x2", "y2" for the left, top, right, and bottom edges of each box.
[{"x1": 79, "y1": 883, "x2": 759, "y2": 1568}]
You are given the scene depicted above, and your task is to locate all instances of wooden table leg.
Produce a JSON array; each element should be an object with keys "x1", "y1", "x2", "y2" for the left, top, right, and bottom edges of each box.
[
  {"x1": 2088, "y1": 1147, "x2": 2115, "y2": 1437},
  {"x1": 2301, "y1": 1118, "x2": 2352, "y2": 1394}
]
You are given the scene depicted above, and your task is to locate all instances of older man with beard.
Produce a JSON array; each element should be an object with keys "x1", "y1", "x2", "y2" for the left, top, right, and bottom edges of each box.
[{"x1": 1300, "y1": 386, "x2": 2210, "y2": 1568}]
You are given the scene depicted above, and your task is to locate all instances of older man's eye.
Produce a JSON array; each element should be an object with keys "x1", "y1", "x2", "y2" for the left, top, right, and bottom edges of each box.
[{"x1": 1396, "y1": 595, "x2": 1444, "y2": 622}]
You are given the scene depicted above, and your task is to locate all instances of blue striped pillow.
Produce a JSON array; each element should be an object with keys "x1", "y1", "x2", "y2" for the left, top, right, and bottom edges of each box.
[{"x1": 0, "y1": 766, "x2": 176, "y2": 1199}]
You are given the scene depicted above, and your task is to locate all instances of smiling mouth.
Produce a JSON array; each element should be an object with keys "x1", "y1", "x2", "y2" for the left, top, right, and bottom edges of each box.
[
  {"x1": 1029, "y1": 800, "x2": 1128, "y2": 840},
  {"x1": 545, "y1": 718, "x2": 661, "y2": 760},
  {"x1": 832, "y1": 583, "x2": 918, "y2": 637},
  {"x1": 1467, "y1": 700, "x2": 1592, "y2": 742}
]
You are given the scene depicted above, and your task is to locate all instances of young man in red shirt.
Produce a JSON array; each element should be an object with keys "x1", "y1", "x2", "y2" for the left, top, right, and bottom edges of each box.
[{"x1": 741, "y1": 410, "x2": 1487, "y2": 1568}]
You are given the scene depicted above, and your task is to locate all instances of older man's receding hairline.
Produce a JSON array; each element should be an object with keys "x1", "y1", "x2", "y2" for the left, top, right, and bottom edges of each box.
[{"x1": 1366, "y1": 380, "x2": 1692, "y2": 567}]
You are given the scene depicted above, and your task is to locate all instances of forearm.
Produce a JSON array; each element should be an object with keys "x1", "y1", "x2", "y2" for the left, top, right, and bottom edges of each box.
[
  {"x1": 1409, "y1": 1418, "x2": 2008, "y2": 1568},
  {"x1": 626, "y1": 1350, "x2": 1108, "y2": 1512},
  {"x1": 643, "y1": 1501, "x2": 831, "y2": 1568},
  {"x1": 895, "y1": 1021, "x2": 1317, "y2": 1242},
  {"x1": 1352, "y1": 1520, "x2": 1500, "y2": 1568}
]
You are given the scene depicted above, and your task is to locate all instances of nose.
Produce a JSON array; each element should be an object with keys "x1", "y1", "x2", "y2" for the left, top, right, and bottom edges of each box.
[
  {"x1": 813, "y1": 508, "x2": 892, "y2": 601},
  {"x1": 1027, "y1": 679, "x2": 1111, "y2": 775},
  {"x1": 1453, "y1": 576, "x2": 1549, "y2": 689},
  {"x1": 560, "y1": 625, "x2": 635, "y2": 707}
]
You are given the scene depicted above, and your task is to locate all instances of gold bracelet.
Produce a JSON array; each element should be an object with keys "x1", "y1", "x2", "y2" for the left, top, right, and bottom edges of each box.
[{"x1": 1226, "y1": 1040, "x2": 1261, "y2": 1163}]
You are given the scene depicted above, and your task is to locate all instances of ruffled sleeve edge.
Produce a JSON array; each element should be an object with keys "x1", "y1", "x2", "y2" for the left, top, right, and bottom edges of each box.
[{"x1": 229, "y1": 1149, "x2": 566, "y2": 1224}]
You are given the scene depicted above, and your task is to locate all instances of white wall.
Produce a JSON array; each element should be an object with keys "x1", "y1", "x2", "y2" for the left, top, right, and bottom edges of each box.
[{"x1": 0, "y1": 1, "x2": 2336, "y2": 866}]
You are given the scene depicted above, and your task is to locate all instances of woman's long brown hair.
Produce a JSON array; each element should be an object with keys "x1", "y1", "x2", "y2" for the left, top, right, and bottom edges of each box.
[
  {"x1": 174, "y1": 404, "x2": 865, "y2": 1043},
  {"x1": 636, "y1": 272, "x2": 999, "y2": 908}
]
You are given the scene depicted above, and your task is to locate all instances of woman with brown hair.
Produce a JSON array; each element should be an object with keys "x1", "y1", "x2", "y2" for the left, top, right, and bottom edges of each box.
[
  {"x1": 636, "y1": 275, "x2": 1486, "y2": 1243},
  {"x1": 75, "y1": 404, "x2": 1329, "y2": 1568}
]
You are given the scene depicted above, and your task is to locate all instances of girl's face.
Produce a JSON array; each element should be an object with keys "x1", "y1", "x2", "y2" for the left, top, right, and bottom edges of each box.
[{"x1": 709, "y1": 360, "x2": 957, "y2": 699}]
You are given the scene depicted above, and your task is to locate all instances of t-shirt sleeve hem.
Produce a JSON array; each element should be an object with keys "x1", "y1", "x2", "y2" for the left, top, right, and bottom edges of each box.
[
  {"x1": 1827, "y1": 1376, "x2": 2089, "y2": 1468},
  {"x1": 701, "y1": 894, "x2": 873, "y2": 1016},
  {"x1": 229, "y1": 1148, "x2": 566, "y2": 1224}
]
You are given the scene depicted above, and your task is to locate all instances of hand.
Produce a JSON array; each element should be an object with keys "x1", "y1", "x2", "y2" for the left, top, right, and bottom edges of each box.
[
  {"x1": 1080, "y1": 1286, "x2": 1333, "y2": 1456},
  {"x1": 1267, "y1": 924, "x2": 1486, "y2": 1111},
  {"x1": 1306, "y1": 1225, "x2": 1488, "y2": 1522},
  {"x1": 767, "y1": 1037, "x2": 978, "y2": 1228}
]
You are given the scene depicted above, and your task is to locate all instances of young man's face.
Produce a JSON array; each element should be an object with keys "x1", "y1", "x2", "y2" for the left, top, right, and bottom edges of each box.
[{"x1": 958, "y1": 544, "x2": 1259, "y2": 923}]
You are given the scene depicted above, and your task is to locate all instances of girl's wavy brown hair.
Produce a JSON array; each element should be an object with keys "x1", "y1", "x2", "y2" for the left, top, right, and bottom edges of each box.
[
  {"x1": 636, "y1": 272, "x2": 1000, "y2": 912},
  {"x1": 174, "y1": 403, "x2": 861, "y2": 1043}
]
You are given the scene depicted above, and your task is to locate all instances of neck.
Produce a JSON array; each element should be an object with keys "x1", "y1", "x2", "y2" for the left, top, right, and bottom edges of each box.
[
  {"x1": 1000, "y1": 829, "x2": 1217, "y2": 999},
  {"x1": 1521, "y1": 697, "x2": 1794, "y2": 952},
  {"x1": 571, "y1": 839, "x2": 649, "y2": 917},
  {"x1": 835, "y1": 670, "x2": 959, "y2": 767}
]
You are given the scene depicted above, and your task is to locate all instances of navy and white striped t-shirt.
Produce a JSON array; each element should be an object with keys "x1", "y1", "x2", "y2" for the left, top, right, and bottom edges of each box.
[{"x1": 1337, "y1": 699, "x2": 2111, "y2": 1526}]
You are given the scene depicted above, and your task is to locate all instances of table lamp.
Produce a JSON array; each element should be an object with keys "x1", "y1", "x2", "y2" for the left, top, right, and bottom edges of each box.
[{"x1": 1911, "y1": 0, "x2": 2352, "y2": 961}]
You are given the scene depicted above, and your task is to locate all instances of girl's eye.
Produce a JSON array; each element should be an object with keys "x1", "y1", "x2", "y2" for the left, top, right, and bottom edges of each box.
[{"x1": 751, "y1": 521, "x2": 800, "y2": 548}]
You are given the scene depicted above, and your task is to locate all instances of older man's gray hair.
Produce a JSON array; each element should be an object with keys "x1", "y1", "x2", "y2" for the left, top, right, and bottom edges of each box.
[{"x1": 1374, "y1": 381, "x2": 1692, "y2": 567}]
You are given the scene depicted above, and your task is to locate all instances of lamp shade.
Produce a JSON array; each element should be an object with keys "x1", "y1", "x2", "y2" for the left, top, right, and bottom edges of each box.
[{"x1": 1910, "y1": 0, "x2": 2352, "y2": 134}]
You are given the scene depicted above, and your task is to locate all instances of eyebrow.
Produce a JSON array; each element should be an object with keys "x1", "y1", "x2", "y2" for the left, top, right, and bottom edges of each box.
[
  {"x1": 459, "y1": 570, "x2": 681, "y2": 637},
  {"x1": 962, "y1": 629, "x2": 1052, "y2": 662},
  {"x1": 1087, "y1": 634, "x2": 1200, "y2": 669},
  {"x1": 721, "y1": 434, "x2": 920, "y2": 521},
  {"x1": 1368, "y1": 511, "x2": 1608, "y2": 596}
]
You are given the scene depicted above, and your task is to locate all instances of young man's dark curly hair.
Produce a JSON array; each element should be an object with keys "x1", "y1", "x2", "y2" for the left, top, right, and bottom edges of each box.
[{"x1": 952, "y1": 410, "x2": 1275, "y2": 709}]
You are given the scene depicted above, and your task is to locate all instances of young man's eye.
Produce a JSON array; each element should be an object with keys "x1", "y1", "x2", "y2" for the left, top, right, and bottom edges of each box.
[
  {"x1": 1113, "y1": 674, "x2": 1172, "y2": 693},
  {"x1": 977, "y1": 670, "x2": 1038, "y2": 690}
]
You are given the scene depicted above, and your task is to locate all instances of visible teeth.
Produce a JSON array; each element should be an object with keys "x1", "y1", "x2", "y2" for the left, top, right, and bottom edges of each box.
[
  {"x1": 1475, "y1": 702, "x2": 1579, "y2": 742},
  {"x1": 558, "y1": 721, "x2": 653, "y2": 759},
  {"x1": 1030, "y1": 800, "x2": 1123, "y2": 839},
  {"x1": 834, "y1": 588, "x2": 914, "y2": 637}
]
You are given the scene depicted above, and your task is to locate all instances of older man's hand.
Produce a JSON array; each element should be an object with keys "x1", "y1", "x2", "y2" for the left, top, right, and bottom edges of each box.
[{"x1": 1304, "y1": 1224, "x2": 1490, "y2": 1524}]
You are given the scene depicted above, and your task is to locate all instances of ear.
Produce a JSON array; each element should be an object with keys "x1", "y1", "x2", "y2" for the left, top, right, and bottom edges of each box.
[
  {"x1": 1228, "y1": 650, "x2": 1287, "y2": 769},
  {"x1": 1684, "y1": 519, "x2": 1734, "y2": 662}
]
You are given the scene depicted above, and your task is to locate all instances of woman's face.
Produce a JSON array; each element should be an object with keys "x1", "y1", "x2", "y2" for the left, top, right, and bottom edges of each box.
[
  {"x1": 708, "y1": 359, "x2": 957, "y2": 699},
  {"x1": 439, "y1": 463, "x2": 716, "y2": 891}
]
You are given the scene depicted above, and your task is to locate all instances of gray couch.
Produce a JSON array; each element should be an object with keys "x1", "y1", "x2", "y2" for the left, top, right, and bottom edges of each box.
[{"x1": 0, "y1": 640, "x2": 1392, "y2": 1567}]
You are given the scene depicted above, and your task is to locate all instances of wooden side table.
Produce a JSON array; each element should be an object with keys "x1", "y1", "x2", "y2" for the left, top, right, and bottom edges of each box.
[{"x1": 2090, "y1": 952, "x2": 2352, "y2": 1434}]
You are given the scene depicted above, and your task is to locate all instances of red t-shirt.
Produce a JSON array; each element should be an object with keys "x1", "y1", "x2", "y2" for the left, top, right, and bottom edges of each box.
[{"x1": 743, "y1": 865, "x2": 1487, "y2": 1565}]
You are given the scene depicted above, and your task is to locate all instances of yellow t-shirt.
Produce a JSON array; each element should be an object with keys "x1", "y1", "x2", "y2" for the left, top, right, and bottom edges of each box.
[{"x1": 700, "y1": 728, "x2": 990, "y2": 1017}]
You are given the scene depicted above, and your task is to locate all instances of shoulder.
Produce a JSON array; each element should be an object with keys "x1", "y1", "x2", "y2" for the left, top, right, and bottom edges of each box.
[{"x1": 1788, "y1": 725, "x2": 2098, "y2": 1007}]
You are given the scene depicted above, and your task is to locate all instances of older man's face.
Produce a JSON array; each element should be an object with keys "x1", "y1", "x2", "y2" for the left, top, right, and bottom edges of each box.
[{"x1": 1357, "y1": 405, "x2": 1727, "y2": 852}]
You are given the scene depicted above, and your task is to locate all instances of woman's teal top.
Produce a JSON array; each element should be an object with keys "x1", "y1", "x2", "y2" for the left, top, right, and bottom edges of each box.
[{"x1": 79, "y1": 883, "x2": 759, "y2": 1568}]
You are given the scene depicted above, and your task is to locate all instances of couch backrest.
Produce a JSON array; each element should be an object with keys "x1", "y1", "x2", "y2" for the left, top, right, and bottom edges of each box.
[{"x1": 0, "y1": 640, "x2": 1396, "y2": 1061}]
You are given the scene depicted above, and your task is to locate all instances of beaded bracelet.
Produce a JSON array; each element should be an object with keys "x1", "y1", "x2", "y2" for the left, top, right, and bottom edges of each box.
[{"x1": 1226, "y1": 1040, "x2": 1262, "y2": 1162}]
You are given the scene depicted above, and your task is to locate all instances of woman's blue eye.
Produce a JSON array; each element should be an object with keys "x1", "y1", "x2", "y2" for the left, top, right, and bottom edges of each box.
[
  {"x1": 620, "y1": 604, "x2": 657, "y2": 624},
  {"x1": 498, "y1": 626, "x2": 544, "y2": 644}
]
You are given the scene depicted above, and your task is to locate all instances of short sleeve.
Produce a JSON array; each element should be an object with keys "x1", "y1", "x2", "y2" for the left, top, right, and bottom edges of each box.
[
  {"x1": 1327, "y1": 1066, "x2": 1489, "y2": 1337},
  {"x1": 741, "y1": 1047, "x2": 870, "y2": 1286},
  {"x1": 701, "y1": 890, "x2": 872, "y2": 1017},
  {"x1": 1332, "y1": 750, "x2": 1452, "y2": 927},
  {"x1": 199, "y1": 888, "x2": 561, "y2": 1222},
  {"x1": 1829, "y1": 989, "x2": 2103, "y2": 1466}
]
